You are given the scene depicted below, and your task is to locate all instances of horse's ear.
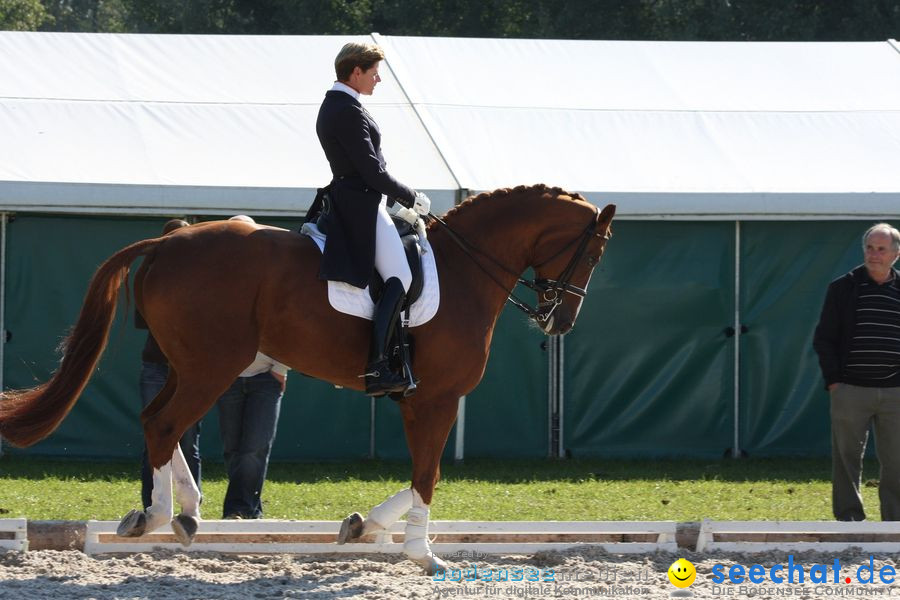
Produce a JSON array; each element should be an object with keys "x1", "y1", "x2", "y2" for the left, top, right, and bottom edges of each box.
[{"x1": 598, "y1": 204, "x2": 616, "y2": 224}]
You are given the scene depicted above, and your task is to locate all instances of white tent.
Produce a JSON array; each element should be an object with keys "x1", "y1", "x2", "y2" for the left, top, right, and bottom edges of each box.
[
  {"x1": 380, "y1": 35, "x2": 900, "y2": 218},
  {"x1": 0, "y1": 32, "x2": 458, "y2": 216},
  {"x1": 1, "y1": 32, "x2": 899, "y2": 218}
]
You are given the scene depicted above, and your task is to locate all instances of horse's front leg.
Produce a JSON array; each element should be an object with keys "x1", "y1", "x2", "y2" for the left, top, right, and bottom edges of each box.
[
  {"x1": 337, "y1": 488, "x2": 414, "y2": 543},
  {"x1": 403, "y1": 487, "x2": 447, "y2": 575},
  {"x1": 401, "y1": 394, "x2": 460, "y2": 574},
  {"x1": 336, "y1": 477, "x2": 447, "y2": 576},
  {"x1": 337, "y1": 394, "x2": 459, "y2": 575}
]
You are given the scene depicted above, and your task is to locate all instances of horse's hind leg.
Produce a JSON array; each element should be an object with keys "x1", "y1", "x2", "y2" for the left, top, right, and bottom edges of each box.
[
  {"x1": 117, "y1": 459, "x2": 174, "y2": 537},
  {"x1": 117, "y1": 370, "x2": 180, "y2": 538},
  {"x1": 117, "y1": 438, "x2": 202, "y2": 543},
  {"x1": 119, "y1": 359, "x2": 245, "y2": 541},
  {"x1": 170, "y1": 443, "x2": 201, "y2": 545}
]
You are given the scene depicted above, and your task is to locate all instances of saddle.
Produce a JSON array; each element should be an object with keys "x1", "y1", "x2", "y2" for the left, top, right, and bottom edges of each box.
[{"x1": 306, "y1": 186, "x2": 426, "y2": 309}]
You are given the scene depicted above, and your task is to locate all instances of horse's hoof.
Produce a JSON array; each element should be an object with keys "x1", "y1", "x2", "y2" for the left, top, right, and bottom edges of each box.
[
  {"x1": 116, "y1": 509, "x2": 147, "y2": 538},
  {"x1": 413, "y1": 553, "x2": 449, "y2": 577},
  {"x1": 171, "y1": 514, "x2": 199, "y2": 547},
  {"x1": 337, "y1": 512, "x2": 364, "y2": 544}
]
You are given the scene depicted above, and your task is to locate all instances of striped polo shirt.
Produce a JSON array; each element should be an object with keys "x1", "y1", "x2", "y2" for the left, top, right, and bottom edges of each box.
[{"x1": 845, "y1": 276, "x2": 900, "y2": 385}]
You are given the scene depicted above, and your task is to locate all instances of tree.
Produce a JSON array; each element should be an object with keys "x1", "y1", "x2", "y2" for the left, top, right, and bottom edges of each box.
[
  {"x1": 39, "y1": 0, "x2": 128, "y2": 32},
  {"x1": 0, "y1": 0, "x2": 51, "y2": 30},
  {"x1": 12, "y1": 0, "x2": 900, "y2": 40}
]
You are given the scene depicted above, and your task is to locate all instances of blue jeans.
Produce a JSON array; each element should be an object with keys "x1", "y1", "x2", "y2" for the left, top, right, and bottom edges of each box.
[
  {"x1": 217, "y1": 371, "x2": 283, "y2": 518},
  {"x1": 140, "y1": 361, "x2": 202, "y2": 511}
]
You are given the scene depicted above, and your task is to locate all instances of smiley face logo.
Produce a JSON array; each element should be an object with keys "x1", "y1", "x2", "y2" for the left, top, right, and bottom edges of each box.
[{"x1": 667, "y1": 558, "x2": 696, "y2": 588}]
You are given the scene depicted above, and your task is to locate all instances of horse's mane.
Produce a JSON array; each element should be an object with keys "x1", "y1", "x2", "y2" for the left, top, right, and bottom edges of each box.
[{"x1": 432, "y1": 184, "x2": 586, "y2": 230}]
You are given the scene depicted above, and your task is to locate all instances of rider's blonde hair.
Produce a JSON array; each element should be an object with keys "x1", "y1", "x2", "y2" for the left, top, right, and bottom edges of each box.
[{"x1": 334, "y1": 42, "x2": 384, "y2": 81}]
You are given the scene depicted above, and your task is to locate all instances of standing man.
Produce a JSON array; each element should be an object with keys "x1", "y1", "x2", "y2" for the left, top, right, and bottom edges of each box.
[
  {"x1": 217, "y1": 351, "x2": 287, "y2": 519},
  {"x1": 814, "y1": 223, "x2": 900, "y2": 521}
]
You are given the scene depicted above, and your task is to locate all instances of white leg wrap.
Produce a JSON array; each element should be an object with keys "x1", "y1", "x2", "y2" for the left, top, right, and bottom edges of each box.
[
  {"x1": 172, "y1": 444, "x2": 201, "y2": 519},
  {"x1": 145, "y1": 461, "x2": 174, "y2": 532},
  {"x1": 403, "y1": 506, "x2": 431, "y2": 559},
  {"x1": 365, "y1": 488, "x2": 413, "y2": 532}
]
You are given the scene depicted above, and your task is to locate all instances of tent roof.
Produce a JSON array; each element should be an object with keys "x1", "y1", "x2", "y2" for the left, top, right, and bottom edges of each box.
[
  {"x1": 380, "y1": 36, "x2": 900, "y2": 218},
  {"x1": 0, "y1": 32, "x2": 457, "y2": 216},
  {"x1": 1, "y1": 32, "x2": 899, "y2": 218}
]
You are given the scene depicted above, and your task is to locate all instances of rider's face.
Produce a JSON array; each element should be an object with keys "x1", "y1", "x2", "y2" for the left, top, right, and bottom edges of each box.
[{"x1": 349, "y1": 62, "x2": 381, "y2": 96}]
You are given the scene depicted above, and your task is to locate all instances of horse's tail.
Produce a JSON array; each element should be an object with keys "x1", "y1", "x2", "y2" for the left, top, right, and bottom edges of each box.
[{"x1": 0, "y1": 237, "x2": 163, "y2": 447}]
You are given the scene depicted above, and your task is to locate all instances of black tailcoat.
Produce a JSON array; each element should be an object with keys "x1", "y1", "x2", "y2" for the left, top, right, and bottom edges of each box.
[{"x1": 315, "y1": 90, "x2": 416, "y2": 288}]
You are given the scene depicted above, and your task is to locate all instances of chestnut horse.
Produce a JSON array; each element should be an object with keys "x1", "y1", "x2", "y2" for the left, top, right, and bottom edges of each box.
[{"x1": 0, "y1": 184, "x2": 614, "y2": 573}]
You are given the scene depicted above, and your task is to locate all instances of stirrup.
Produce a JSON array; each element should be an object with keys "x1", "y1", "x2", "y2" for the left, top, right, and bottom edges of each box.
[{"x1": 363, "y1": 361, "x2": 409, "y2": 397}]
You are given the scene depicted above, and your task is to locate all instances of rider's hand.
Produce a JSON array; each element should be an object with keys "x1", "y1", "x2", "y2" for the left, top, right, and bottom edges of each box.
[{"x1": 412, "y1": 191, "x2": 431, "y2": 216}]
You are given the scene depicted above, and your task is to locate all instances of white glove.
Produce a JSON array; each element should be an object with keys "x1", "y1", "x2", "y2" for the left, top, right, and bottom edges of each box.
[
  {"x1": 412, "y1": 191, "x2": 431, "y2": 216},
  {"x1": 395, "y1": 205, "x2": 418, "y2": 226}
]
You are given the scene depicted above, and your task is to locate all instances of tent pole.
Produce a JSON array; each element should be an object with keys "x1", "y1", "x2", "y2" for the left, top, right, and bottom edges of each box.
[
  {"x1": 733, "y1": 220, "x2": 742, "y2": 458},
  {"x1": 454, "y1": 396, "x2": 466, "y2": 462},
  {"x1": 371, "y1": 32, "x2": 464, "y2": 195},
  {"x1": 558, "y1": 335, "x2": 565, "y2": 458},
  {"x1": 369, "y1": 397, "x2": 375, "y2": 459},
  {"x1": 0, "y1": 212, "x2": 6, "y2": 458},
  {"x1": 548, "y1": 336, "x2": 556, "y2": 457}
]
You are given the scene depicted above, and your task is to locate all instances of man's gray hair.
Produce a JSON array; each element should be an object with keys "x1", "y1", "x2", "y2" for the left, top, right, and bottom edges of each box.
[{"x1": 863, "y1": 223, "x2": 900, "y2": 251}]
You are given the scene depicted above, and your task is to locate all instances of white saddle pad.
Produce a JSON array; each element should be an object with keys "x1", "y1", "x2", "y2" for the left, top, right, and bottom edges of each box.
[{"x1": 300, "y1": 222, "x2": 440, "y2": 327}]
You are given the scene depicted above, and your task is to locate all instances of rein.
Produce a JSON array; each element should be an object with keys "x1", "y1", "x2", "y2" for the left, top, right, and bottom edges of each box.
[{"x1": 427, "y1": 205, "x2": 609, "y2": 324}]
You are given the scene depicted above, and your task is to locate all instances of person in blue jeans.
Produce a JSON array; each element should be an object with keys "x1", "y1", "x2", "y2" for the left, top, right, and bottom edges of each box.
[
  {"x1": 218, "y1": 352, "x2": 287, "y2": 519},
  {"x1": 137, "y1": 219, "x2": 201, "y2": 510}
]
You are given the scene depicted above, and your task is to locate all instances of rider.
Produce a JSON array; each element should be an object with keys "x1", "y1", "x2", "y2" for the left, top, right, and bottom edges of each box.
[{"x1": 315, "y1": 42, "x2": 430, "y2": 397}]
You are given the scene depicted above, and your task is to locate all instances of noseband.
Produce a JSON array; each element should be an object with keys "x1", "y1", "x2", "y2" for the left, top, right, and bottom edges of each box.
[{"x1": 429, "y1": 205, "x2": 610, "y2": 325}]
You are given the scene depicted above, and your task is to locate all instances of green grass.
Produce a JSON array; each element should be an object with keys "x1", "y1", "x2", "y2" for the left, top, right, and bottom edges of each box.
[{"x1": 0, "y1": 456, "x2": 885, "y2": 521}]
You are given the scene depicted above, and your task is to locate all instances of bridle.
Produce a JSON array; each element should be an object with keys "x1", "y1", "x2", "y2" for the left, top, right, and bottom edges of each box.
[{"x1": 427, "y1": 205, "x2": 611, "y2": 325}]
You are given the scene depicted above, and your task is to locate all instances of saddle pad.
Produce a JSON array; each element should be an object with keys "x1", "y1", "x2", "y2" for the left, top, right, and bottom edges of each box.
[{"x1": 301, "y1": 222, "x2": 440, "y2": 327}]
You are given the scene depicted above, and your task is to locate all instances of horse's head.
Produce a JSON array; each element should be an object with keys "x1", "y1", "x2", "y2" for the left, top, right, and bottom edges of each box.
[{"x1": 527, "y1": 199, "x2": 615, "y2": 335}]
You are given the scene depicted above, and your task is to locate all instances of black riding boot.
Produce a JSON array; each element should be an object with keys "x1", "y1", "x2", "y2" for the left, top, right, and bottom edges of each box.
[{"x1": 364, "y1": 277, "x2": 409, "y2": 396}]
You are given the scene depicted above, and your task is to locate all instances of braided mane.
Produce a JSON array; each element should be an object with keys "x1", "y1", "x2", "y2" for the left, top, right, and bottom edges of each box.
[{"x1": 432, "y1": 184, "x2": 586, "y2": 229}]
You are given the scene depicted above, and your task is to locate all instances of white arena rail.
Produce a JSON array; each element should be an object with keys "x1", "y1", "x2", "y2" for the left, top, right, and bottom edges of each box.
[
  {"x1": 0, "y1": 518, "x2": 28, "y2": 551},
  {"x1": 696, "y1": 520, "x2": 900, "y2": 552},
  {"x1": 84, "y1": 520, "x2": 677, "y2": 555}
]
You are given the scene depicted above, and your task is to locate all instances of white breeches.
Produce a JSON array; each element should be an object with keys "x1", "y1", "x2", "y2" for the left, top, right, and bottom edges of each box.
[{"x1": 374, "y1": 198, "x2": 412, "y2": 292}]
